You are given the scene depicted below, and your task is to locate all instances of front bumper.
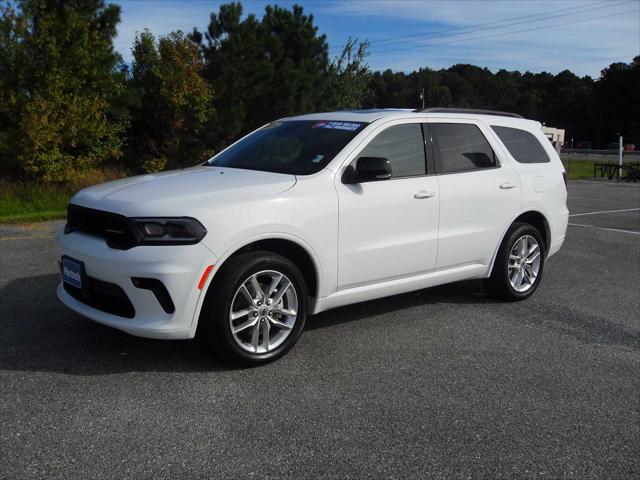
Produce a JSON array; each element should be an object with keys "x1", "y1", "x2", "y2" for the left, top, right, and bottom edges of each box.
[{"x1": 56, "y1": 228, "x2": 218, "y2": 339}]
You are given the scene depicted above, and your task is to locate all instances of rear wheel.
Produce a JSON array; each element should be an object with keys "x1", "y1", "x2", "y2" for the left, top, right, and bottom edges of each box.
[
  {"x1": 199, "y1": 251, "x2": 307, "y2": 366},
  {"x1": 485, "y1": 222, "x2": 545, "y2": 301}
]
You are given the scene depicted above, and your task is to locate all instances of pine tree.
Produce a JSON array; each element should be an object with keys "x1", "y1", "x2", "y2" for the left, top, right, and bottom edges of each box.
[{"x1": 193, "y1": 3, "x2": 330, "y2": 150}]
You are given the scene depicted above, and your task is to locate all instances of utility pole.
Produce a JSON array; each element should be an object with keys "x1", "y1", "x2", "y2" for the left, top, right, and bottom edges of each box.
[
  {"x1": 420, "y1": 89, "x2": 424, "y2": 110},
  {"x1": 618, "y1": 133, "x2": 623, "y2": 180}
]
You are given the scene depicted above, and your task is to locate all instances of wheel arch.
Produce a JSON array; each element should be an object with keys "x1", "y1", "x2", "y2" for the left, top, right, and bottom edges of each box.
[
  {"x1": 488, "y1": 210, "x2": 551, "y2": 275},
  {"x1": 513, "y1": 210, "x2": 550, "y2": 252},
  {"x1": 207, "y1": 235, "x2": 322, "y2": 301}
]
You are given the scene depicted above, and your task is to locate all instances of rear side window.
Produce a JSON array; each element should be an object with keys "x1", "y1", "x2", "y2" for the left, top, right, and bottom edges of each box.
[
  {"x1": 491, "y1": 126, "x2": 551, "y2": 163},
  {"x1": 430, "y1": 123, "x2": 497, "y2": 174},
  {"x1": 358, "y1": 124, "x2": 426, "y2": 177}
]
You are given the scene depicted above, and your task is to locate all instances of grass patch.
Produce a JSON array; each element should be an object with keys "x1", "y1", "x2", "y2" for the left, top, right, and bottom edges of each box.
[
  {"x1": 0, "y1": 168, "x2": 127, "y2": 224},
  {"x1": 0, "y1": 209, "x2": 69, "y2": 223},
  {"x1": 563, "y1": 159, "x2": 596, "y2": 180},
  {"x1": 562, "y1": 157, "x2": 639, "y2": 181},
  {"x1": 0, "y1": 183, "x2": 70, "y2": 223}
]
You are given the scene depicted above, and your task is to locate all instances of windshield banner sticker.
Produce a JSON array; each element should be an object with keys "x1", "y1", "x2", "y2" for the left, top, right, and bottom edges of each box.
[{"x1": 312, "y1": 121, "x2": 363, "y2": 131}]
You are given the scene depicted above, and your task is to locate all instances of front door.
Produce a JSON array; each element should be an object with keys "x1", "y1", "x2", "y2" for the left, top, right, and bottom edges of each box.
[{"x1": 336, "y1": 122, "x2": 439, "y2": 290}]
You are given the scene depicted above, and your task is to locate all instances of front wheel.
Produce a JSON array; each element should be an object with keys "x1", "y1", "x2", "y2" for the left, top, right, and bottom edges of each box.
[
  {"x1": 199, "y1": 251, "x2": 308, "y2": 366},
  {"x1": 485, "y1": 222, "x2": 545, "y2": 301}
]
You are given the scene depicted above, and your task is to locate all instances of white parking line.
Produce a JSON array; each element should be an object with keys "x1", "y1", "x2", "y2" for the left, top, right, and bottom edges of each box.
[
  {"x1": 568, "y1": 223, "x2": 640, "y2": 235},
  {"x1": 569, "y1": 208, "x2": 640, "y2": 217}
]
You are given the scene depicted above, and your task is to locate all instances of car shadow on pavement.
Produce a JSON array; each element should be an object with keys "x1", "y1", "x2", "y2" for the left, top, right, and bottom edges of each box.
[
  {"x1": 0, "y1": 273, "x2": 494, "y2": 375},
  {"x1": 0, "y1": 273, "x2": 233, "y2": 375},
  {"x1": 307, "y1": 279, "x2": 493, "y2": 331}
]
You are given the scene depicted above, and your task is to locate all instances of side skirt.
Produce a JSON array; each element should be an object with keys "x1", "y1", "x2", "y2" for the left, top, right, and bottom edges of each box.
[{"x1": 310, "y1": 263, "x2": 488, "y2": 315}]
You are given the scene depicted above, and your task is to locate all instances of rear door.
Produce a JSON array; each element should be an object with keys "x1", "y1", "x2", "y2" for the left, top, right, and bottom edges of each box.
[
  {"x1": 336, "y1": 121, "x2": 439, "y2": 289},
  {"x1": 427, "y1": 119, "x2": 521, "y2": 269}
]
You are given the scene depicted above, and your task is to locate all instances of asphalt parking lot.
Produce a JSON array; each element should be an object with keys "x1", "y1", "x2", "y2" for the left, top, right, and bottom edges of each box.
[{"x1": 1, "y1": 180, "x2": 638, "y2": 479}]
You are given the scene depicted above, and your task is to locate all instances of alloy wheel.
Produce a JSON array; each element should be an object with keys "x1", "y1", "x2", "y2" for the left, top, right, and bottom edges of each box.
[
  {"x1": 508, "y1": 235, "x2": 541, "y2": 293},
  {"x1": 228, "y1": 270, "x2": 298, "y2": 353}
]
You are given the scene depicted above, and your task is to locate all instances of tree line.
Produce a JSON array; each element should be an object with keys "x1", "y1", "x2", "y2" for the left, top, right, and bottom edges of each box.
[{"x1": 1, "y1": 0, "x2": 638, "y2": 182}]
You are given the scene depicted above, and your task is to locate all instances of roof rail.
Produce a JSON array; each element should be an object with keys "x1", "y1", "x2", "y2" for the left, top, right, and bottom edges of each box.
[{"x1": 414, "y1": 107, "x2": 524, "y2": 118}]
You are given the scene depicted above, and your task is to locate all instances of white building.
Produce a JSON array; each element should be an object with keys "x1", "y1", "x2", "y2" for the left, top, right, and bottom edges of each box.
[{"x1": 543, "y1": 126, "x2": 565, "y2": 153}]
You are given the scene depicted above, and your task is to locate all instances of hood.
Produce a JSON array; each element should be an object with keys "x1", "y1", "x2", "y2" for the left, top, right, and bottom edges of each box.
[{"x1": 70, "y1": 166, "x2": 296, "y2": 217}]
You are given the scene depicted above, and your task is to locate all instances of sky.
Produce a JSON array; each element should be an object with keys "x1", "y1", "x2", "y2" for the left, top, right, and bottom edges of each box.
[{"x1": 114, "y1": 0, "x2": 640, "y2": 78}]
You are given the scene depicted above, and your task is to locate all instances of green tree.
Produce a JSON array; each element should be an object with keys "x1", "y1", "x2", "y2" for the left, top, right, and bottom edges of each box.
[
  {"x1": 366, "y1": 69, "x2": 412, "y2": 108},
  {"x1": 364, "y1": 60, "x2": 638, "y2": 146},
  {"x1": 326, "y1": 38, "x2": 371, "y2": 110},
  {"x1": 412, "y1": 67, "x2": 452, "y2": 109},
  {"x1": 0, "y1": 0, "x2": 126, "y2": 181},
  {"x1": 593, "y1": 57, "x2": 640, "y2": 146},
  {"x1": 193, "y1": 2, "x2": 330, "y2": 150},
  {"x1": 540, "y1": 70, "x2": 595, "y2": 143},
  {"x1": 127, "y1": 30, "x2": 214, "y2": 172}
]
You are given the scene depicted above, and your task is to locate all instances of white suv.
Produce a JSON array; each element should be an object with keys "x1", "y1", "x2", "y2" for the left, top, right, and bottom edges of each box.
[{"x1": 57, "y1": 108, "x2": 569, "y2": 365}]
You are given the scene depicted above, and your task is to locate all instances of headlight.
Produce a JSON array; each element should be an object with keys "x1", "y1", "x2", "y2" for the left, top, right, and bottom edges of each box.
[{"x1": 130, "y1": 217, "x2": 207, "y2": 245}]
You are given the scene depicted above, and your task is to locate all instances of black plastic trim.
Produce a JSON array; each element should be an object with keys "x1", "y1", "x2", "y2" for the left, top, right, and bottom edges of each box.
[
  {"x1": 131, "y1": 277, "x2": 175, "y2": 314},
  {"x1": 421, "y1": 123, "x2": 437, "y2": 175},
  {"x1": 61, "y1": 265, "x2": 136, "y2": 318},
  {"x1": 66, "y1": 204, "x2": 139, "y2": 250}
]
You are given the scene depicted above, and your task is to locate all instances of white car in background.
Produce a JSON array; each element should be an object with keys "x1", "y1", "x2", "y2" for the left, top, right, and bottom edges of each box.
[{"x1": 57, "y1": 108, "x2": 569, "y2": 365}]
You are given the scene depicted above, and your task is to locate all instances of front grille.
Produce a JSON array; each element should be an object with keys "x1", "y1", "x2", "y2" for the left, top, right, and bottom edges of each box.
[
  {"x1": 63, "y1": 274, "x2": 136, "y2": 319},
  {"x1": 65, "y1": 204, "x2": 139, "y2": 250}
]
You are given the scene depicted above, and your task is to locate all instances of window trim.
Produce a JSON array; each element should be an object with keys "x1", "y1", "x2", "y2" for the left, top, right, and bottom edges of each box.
[
  {"x1": 421, "y1": 123, "x2": 437, "y2": 175},
  {"x1": 428, "y1": 121, "x2": 502, "y2": 176}
]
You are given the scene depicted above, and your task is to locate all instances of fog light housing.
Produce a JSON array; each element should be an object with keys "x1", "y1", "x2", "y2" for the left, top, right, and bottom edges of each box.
[{"x1": 131, "y1": 277, "x2": 175, "y2": 314}]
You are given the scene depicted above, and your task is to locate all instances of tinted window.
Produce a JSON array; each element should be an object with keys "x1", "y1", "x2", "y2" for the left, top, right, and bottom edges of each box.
[
  {"x1": 491, "y1": 126, "x2": 551, "y2": 163},
  {"x1": 358, "y1": 124, "x2": 426, "y2": 177},
  {"x1": 210, "y1": 120, "x2": 366, "y2": 175},
  {"x1": 431, "y1": 123, "x2": 497, "y2": 174}
]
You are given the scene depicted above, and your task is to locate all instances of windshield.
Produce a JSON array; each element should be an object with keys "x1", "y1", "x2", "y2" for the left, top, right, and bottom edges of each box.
[{"x1": 208, "y1": 120, "x2": 367, "y2": 175}]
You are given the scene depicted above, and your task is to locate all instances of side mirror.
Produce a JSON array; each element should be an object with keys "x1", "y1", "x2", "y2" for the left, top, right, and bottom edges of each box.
[{"x1": 343, "y1": 157, "x2": 393, "y2": 184}]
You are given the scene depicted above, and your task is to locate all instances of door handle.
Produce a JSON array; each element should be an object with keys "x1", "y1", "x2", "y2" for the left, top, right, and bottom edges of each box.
[
  {"x1": 414, "y1": 191, "x2": 436, "y2": 199},
  {"x1": 499, "y1": 182, "x2": 517, "y2": 190}
]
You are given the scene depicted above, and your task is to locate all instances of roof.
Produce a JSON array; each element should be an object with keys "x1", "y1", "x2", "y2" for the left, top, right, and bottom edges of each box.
[
  {"x1": 416, "y1": 107, "x2": 523, "y2": 118},
  {"x1": 282, "y1": 109, "x2": 413, "y2": 123},
  {"x1": 282, "y1": 108, "x2": 540, "y2": 128}
]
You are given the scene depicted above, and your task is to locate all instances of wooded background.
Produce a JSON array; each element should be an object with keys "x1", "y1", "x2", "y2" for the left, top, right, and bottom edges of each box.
[{"x1": 1, "y1": 0, "x2": 638, "y2": 183}]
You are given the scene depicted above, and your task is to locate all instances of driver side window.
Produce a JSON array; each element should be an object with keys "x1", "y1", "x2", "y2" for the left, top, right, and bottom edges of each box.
[{"x1": 358, "y1": 124, "x2": 426, "y2": 177}]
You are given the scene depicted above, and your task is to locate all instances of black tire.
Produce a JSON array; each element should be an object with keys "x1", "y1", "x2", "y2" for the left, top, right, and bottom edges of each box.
[
  {"x1": 199, "y1": 251, "x2": 308, "y2": 366},
  {"x1": 485, "y1": 222, "x2": 546, "y2": 301}
]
